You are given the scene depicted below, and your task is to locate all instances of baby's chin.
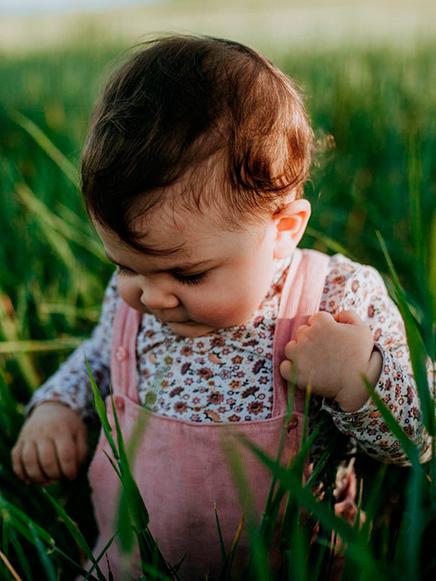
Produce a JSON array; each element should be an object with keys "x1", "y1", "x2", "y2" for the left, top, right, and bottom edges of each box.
[
  {"x1": 166, "y1": 321, "x2": 216, "y2": 338},
  {"x1": 166, "y1": 312, "x2": 255, "y2": 338}
]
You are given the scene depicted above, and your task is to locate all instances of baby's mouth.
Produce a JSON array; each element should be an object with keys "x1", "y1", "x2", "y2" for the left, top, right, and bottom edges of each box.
[{"x1": 150, "y1": 310, "x2": 191, "y2": 324}]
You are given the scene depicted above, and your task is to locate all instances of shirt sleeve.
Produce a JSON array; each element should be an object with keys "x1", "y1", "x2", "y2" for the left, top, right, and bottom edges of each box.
[
  {"x1": 319, "y1": 255, "x2": 433, "y2": 466},
  {"x1": 24, "y1": 270, "x2": 120, "y2": 422}
]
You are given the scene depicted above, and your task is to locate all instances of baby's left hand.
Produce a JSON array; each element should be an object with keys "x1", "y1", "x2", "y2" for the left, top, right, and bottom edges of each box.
[{"x1": 279, "y1": 310, "x2": 381, "y2": 412}]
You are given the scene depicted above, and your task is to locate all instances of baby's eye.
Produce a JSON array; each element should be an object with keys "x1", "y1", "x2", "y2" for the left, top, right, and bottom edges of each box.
[{"x1": 173, "y1": 271, "x2": 207, "y2": 286}]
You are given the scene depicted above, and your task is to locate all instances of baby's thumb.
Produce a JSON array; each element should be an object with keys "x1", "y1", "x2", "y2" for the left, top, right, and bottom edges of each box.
[{"x1": 334, "y1": 309, "x2": 362, "y2": 326}]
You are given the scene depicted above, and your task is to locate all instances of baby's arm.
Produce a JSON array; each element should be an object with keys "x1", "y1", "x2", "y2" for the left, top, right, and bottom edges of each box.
[
  {"x1": 11, "y1": 271, "x2": 119, "y2": 484},
  {"x1": 318, "y1": 262, "x2": 433, "y2": 465}
]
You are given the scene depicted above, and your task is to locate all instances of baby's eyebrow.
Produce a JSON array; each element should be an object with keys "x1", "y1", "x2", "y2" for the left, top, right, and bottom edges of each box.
[
  {"x1": 167, "y1": 259, "x2": 216, "y2": 272},
  {"x1": 105, "y1": 252, "x2": 215, "y2": 273}
]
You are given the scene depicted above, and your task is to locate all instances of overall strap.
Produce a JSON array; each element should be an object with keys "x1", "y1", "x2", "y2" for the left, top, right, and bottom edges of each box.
[
  {"x1": 111, "y1": 301, "x2": 141, "y2": 402},
  {"x1": 272, "y1": 249, "x2": 330, "y2": 417}
]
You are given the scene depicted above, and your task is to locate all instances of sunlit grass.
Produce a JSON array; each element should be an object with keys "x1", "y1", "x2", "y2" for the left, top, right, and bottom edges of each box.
[{"x1": 0, "y1": 40, "x2": 434, "y2": 579}]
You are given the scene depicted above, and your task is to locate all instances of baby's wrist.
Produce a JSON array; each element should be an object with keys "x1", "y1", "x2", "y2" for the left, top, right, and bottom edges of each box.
[
  {"x1": 334, "y1": 347, "x2": 382, "y2": 413},
  {"x1": 29, "y1": 400, "x2": 75, "y2": 418},
  {"x1": 333, "y1": 385, "x2": 369, "y2": 413},
  {"x1": 365, "y1": 347, "x2": 383, "y2": 386}
]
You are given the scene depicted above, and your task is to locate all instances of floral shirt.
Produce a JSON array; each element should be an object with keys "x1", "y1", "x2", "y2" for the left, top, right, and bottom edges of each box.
[{"x1": 26, "y1": 252, "x2": 433, "y2": 466}]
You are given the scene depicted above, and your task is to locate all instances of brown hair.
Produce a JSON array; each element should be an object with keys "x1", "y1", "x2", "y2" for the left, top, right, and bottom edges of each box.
[{"x1": 81, "y1": 34, "x2": 314, "y2": 251}]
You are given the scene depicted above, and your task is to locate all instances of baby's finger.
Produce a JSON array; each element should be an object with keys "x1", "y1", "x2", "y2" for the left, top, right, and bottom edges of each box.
[
  {"x1": 308, "y1": 312, "x2": 334, "y2": 326},
  {"x1": 284, "y1": 339, "x2": 297, "y2": 359},
  {"x1": 279, "y1": 359, "x2": 292, "y2": 381},
  {"x1": 55, "y1": 433, "x2": 79, "y2": 480},
  {"x1": 295, "y1": 325, "x2": 309, "y2": 340},
  {"x1": 11, "y1": 442, "x2": 28, "y2": 482},
  {"x1": 21, "y1": 441, "x2": 50, "y2": 484},
  {"x1": 36, "y1": 439, "x2": 62, "y2": 481},
  {"x1": 280, "y1": 360, "x2": 303, "y2": 387},
  {"x1": 334, "y1": 310, "x2": 363, "y2": 326}
]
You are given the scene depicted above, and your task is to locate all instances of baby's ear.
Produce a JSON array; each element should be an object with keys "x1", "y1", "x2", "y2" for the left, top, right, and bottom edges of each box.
[{"x1": 273, "y1": 199, "x2": 311, "y2": 259}]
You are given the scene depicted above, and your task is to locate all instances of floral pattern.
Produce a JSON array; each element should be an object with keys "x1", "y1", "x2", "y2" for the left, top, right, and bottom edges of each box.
[{"x1": 26, "y1": 253, "x2": 433, "y2": 466}]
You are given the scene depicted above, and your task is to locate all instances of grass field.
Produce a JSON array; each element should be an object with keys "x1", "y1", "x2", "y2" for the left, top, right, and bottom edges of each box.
[{"x1": 0, "y1": 19, "x2": 434, "y2": 581}]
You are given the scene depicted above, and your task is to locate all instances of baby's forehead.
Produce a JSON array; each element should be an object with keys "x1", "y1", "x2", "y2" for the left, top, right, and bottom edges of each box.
[
  {"x1": 131, "y1": 202, "x2": 229, "y2": 254},
  {"x1": 131, "y1": 183, "x2": 236, "y2": 247}
]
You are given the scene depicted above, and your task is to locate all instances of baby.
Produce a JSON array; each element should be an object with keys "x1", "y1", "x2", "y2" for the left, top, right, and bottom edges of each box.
[{"x1": 11, "y1": 34, "x2": 431, "y2": 578}]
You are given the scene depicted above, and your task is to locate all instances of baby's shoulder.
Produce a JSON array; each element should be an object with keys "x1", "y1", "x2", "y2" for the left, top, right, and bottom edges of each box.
[
  {"x1": 320, "y1": 253, "x2": 385, "y2": 315},
  {"x1": 325, "y1": 252, "x2": 382, "y2": 282}
]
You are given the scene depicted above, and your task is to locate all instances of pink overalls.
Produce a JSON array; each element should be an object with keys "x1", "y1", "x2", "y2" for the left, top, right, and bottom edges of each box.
[{"x1": 84, "y1": 248, "x2": 330, "y2": 580}]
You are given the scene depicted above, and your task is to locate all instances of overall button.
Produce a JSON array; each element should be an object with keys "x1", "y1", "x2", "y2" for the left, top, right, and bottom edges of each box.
[
  {"x1": 287, "y1": 414, "x2": 299, "y2": 431},
  {"x1": 115, "y1": 346, "x2": 128, "y2": 361},
  {"x1": 114, "y1": 396, "x2": 125, "y2": 412}
]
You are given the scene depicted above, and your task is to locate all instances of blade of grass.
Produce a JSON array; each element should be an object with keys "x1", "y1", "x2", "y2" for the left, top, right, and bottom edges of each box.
[
  {"x1": 0, "y1": 292, "x2": 41, "y2": 390},
  {"x1": 117, "y1": 412, "x2": 148, "y2": 553},
  {"x1": 102, "y1": 449, "x2": 122, "y2": 480},
  {"x1": 7, "y1": 528, "x2": 33, "y2": 581},
  {"x1": 16, "y1": 182, "x2": 105, "y2": 262},
  {"x1": 85, "y1": 360, "x2": 117, "y2": 455},
  {"x1": 359, "y1": 464, "x2": 388, "y2": 541},
  {"x1": 84, "y1": 532, "x2": 117, "y2": 579},
  {"x1": 16, "y1": 183, "x2": 102, "y2": 297},
  {"x1": 361, "y1": 376, "x2": 420, "y2": 467},
  {"x1": 257, "y1": 388, "x2": 296, "y2": 548},
  {"x1": 305, "y1": 226, "x2": 358, "y2": 261},
  {"x1": 134, "y1": 561, "x2": 175, "y2": 581},
  {"x1": 231, "y1": 432, "x2": 381, "y2": 577},
  {"x1": 218, "y1": 515, "x2": 245, "y2": 580},
  {"x1": 109, "y1": 396, "x2": 170, "y2": 573},
  {"x1": 57, "y1": 203, "x2": 107, "y2": 260},
  {"x1": 0, "y1": 549, "x2": 22, "y2": 581},
  {"x1": 407, "y1": 131, "x2": 427, "y2": 275},
  {"x1": 221, "y1": 437, "x2": 272, "y2": 581},
  {"x1": 41, "y1": 488, "x2": 106, "y2": 580},
  {"x1": 0, "y1": 337, "x2": 84, "y2": 354},
  {"x1": 361, "y1": 376, "x2": 425, "y2": 579},
  {"x1": 39, "y1": 302, "x2": 100, "y2": 323},
  {"x1": 214, "y1": 503, "x2": 227, "y2": 565},
  {"x1": 430, "y1": 214, "x2": 436, "y2": 323},
  {"x1": 287, "y1": 517, "x2": 308, "y2": 581},
  {"x1": 0, "y1": 496, "x2": 99, "y2": 580},
  {"x1": 10, "y1": 109, "x2": 79, "y2": 187},
  {"x1": 376, "y1": 230, "x2": 434, "y2": 436},
  {"x1": 28, "y1": 523, "x2": 57, "y2": 581},
  {"x1": 86, "y1": 362, "x2": 174, "y2": 577}
]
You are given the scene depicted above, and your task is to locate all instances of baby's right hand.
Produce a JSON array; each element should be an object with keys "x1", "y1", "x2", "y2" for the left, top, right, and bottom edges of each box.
[{"x1": 11, "y1": 401, "x2": 88, "y2": 485}]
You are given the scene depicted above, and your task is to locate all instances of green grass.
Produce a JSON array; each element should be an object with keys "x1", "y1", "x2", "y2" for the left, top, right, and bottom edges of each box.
[{"x1": 0, "y1": 39, "x2": 434, "y2": 579}]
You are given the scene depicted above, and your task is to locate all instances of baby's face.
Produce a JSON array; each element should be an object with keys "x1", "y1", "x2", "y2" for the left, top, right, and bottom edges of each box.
[{"x1": 94, "y1": 202, "x2": 282, "y2": 338}]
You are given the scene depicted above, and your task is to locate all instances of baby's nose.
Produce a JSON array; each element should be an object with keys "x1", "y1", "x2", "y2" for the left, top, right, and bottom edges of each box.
[{"x1": 139, "y1": 283, "x2": 179, "y2": 310}]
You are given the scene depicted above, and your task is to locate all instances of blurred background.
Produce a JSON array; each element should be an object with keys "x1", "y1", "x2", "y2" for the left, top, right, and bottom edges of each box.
[
  {"x1": 0, "y1": 2, "x2": 434, "y2": 579},
  {"x1": 1, "y1": 0, "x2": 435, "y2": 54}
]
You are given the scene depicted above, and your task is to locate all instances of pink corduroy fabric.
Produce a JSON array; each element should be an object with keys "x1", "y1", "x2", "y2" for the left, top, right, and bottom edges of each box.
[{"x1": 82, "y1": 248, "x2": 330, "y2": 580}]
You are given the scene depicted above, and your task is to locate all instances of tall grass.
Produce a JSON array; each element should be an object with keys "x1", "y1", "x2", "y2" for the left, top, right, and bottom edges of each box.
[{"x1": 0, "y1": 40, "x2": 434, "y2": 579}]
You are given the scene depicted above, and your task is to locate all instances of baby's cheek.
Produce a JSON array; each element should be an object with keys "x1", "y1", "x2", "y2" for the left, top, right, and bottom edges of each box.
[
  {"x1": 117, "y1": 280, "x2": 142, "y2": 311},
  {"x1": 191, "y1": 293, "x2": 256, "y2": 328},
  {"x1": 192, "y1": 301, "x2": 237, "y2": 326}
]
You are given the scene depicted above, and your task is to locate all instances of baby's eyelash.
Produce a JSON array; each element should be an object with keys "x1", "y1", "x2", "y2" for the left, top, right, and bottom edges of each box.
[
  {"x1": 116, "y1": 265, "x2": 206, "y2": 286},
  {"x1": 173, "y1": 272, "x2": 206, "y2": 286}
]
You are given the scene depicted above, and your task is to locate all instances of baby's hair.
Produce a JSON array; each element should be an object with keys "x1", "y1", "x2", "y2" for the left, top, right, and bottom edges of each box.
[{"x1": 81, "y1": 34, "x2": 314, "y2": 251}]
